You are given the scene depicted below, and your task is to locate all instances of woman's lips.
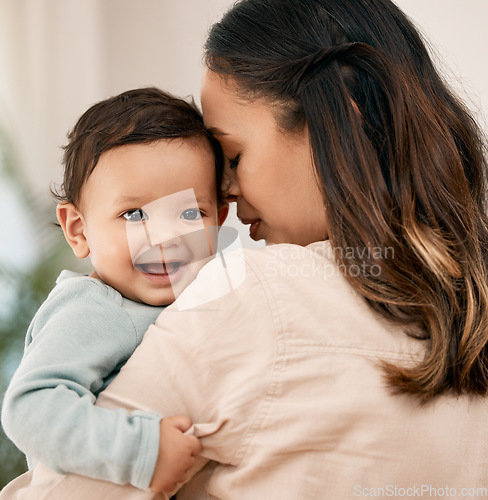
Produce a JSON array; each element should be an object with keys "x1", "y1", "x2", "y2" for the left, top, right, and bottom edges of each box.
[
  {"x1": 249, "y1": 220, "x2": 261, "y2": 240},
  {"x1": 240, "y1": 218, "x2": 262, "y2": 241}
]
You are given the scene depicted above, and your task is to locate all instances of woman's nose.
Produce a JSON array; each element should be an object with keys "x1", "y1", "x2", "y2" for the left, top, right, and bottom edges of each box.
[
  {"x1": 223, "y1": 192, "x2": 238, "y2": 204},
  {"x1": 221, "y1": 169, "x2": 240, "y2": 203}
]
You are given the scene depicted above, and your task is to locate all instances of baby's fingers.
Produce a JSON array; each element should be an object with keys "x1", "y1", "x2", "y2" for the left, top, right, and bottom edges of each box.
[
  {"x1": 164, "y1": 414, "x2": 192, "y2": 433},
  {"x1": 186, "y1": 434, "x2": 202, "y2": 456}
]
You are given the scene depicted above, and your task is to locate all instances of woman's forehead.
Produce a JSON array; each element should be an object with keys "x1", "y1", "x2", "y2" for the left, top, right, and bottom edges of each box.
[
  {"x1": 202, "y1": 71, "x2": 247, "y2": 125},
  {"x1": 201, "y1": 70, "x2": 245, "y2": 107},
  {"x1": 201, "y1": 69, "x2": 277, "y2": 133}
]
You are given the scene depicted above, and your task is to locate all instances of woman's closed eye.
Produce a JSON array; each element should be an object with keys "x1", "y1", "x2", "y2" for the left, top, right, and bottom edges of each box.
[
  {"x1": 180, "y1": 208, "x2": 203, "y2": 221},
  {"x1": 228, "y1": 154, "x2": 241, "y2": 170},
  {"x1": 122, "y1": 209, "x2": 148, "y2": 222}
]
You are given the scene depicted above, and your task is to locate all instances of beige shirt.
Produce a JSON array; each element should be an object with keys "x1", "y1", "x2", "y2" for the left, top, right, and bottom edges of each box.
[{"x1": 2, "y1": 241, "x2": 488, "y2": 499}]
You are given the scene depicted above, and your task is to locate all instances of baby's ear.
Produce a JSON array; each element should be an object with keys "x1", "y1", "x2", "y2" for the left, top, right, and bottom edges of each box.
[
  {"x1": 56, "y1": 202, "x2": 90, "y2": 259},
  {"x1": 217, "y1": 203, "x2": 229, "y2": 226}
]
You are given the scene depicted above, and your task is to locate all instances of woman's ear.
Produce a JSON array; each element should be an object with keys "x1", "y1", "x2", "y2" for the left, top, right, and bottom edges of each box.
[{"x1": 56, "y1": 202, "x2": 90, "y2": 259}]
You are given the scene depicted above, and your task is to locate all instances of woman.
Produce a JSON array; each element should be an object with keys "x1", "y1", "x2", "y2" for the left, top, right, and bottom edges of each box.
[{"x1": 3, "y1": 0, "x2": 488, "y2": 498}]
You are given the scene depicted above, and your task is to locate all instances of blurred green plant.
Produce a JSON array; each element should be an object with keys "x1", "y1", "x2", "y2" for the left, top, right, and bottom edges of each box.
[{"x1": 0, "y1": 129, "x2": 80, "y2": 489}]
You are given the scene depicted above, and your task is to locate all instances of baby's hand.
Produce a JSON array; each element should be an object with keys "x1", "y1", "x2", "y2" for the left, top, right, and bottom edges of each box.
[{"x1": 149, "y1": 415, "x2": 202, "y2": 493}]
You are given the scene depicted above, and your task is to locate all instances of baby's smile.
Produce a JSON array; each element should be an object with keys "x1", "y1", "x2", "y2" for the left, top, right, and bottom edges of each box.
[{"x1": 134, "y1": 261, "x2": 184, "y2": 276}]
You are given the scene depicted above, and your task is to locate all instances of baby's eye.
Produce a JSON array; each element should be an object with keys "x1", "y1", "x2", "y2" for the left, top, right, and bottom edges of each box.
[
  {"x1": 180, "y1": 208, "x2": 203, "y2": 221},
  {"x1": 122, "y1": 209, "x2": 148, "y2": 222}
]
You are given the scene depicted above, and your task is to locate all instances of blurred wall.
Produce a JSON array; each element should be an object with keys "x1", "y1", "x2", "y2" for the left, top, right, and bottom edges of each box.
[
  {"x1": 0, "y1": 0, "x2": 234, "y2": 202},
  {"x1": 396, "y1": 0, "x2": 488, "y2": 129}
]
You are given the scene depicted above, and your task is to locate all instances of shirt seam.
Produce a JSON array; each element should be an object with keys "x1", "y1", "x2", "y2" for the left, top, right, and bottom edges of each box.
[
  {"x1": 283, "y1": 343, "x2": 424, "y2": 362},
  {"x1": 229, "y1": 253, "x2": 288, "y2": 466}
]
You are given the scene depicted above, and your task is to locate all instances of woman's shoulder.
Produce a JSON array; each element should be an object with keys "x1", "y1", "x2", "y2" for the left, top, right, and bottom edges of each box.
[
  {"x1": 240, "y1": 240, "x2": 348, "y2": 294},
  {"x1": 170, "y1": 242, "x2": 329, "y2": 310},
  {"x1": 220, "y1": 241, "x2": 423, "y2": 361},
  {"x1": 245, "y1": 240, "x2": 335, "y2": 270}
]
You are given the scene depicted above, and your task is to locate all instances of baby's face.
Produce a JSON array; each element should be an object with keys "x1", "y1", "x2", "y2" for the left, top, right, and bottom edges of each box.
[{"x1": 78, "y1": 139, "x2": 223, "y2": 305}]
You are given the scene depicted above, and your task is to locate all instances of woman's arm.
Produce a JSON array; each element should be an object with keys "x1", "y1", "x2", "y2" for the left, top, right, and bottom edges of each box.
[{"x1": 2, "y1": 250, "x2": 279, "y2": 499}]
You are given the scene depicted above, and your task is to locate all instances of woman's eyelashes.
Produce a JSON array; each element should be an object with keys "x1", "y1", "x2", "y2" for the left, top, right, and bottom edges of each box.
[
  {"x1": 122, "y1": 208, "x2": 148, "y2": 222},
  {"x1": 228, "y1": 154, "x2": 241, "y2": 170}
]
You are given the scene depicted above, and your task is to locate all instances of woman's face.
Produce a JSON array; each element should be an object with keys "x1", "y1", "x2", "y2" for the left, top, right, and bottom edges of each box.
[{"x1": 201, "y1": 69, "x2": 328, "y2": 246}]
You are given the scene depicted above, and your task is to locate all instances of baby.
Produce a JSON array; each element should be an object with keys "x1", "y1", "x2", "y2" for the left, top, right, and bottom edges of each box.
[{"x1": 1, "y1": 87, "x2": 228, "y2": 493}]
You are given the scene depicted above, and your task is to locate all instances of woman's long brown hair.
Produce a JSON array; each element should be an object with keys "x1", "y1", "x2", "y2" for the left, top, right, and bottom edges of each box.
[{"x1": 205, "y1": 0, "x2": 488, "y2": 402}]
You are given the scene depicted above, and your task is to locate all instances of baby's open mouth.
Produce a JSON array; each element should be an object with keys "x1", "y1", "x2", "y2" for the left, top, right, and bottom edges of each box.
[{"x1": 134, "y1": 261, "x2": 183, "y2": 275}]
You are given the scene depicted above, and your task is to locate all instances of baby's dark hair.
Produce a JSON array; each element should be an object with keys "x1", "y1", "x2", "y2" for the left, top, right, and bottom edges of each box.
[{"x1": 53, "y1": 87, "x2": 223, "y2": 206}]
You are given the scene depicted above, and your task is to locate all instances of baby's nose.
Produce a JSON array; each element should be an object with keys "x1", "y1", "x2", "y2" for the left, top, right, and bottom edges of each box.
[{"x1": 145, "y1": 217, "x2": 184, "y2": 247}]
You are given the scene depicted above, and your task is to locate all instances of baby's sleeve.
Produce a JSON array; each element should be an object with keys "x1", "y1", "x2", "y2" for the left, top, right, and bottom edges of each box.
[{"x1": 1, "y1": 278, "x2": 161, "y2": 490}]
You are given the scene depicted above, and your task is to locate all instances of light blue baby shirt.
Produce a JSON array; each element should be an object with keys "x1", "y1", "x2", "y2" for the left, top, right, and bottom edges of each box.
[{"x1": 1, "y1": 270, "x2": 165, "y2": 489}]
